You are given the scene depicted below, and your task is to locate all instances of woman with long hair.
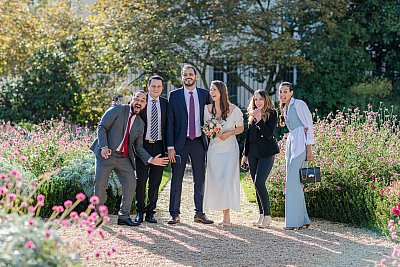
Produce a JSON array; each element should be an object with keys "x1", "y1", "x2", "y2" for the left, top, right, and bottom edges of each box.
[
  {"x1": 278, "y1": 82, "x2": 314, "y2": 230},
  {"x1": 241, "y1": 90, "x2": 280, "y2": 228},
  {"x1": 203, "y1": 80, "x2": 244, "y2": 225}
]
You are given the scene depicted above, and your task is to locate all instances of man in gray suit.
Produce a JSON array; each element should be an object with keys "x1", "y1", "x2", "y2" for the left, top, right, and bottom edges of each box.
[{"x1": 90, "y1": 91, "x2": 169, "y2": 226}]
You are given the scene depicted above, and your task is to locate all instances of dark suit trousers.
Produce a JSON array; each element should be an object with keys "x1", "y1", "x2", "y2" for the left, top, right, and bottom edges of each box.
[
  {"x1": 169, "y1": 137, "x2": 206, "y2": 217},
  {"x1": 135, "y1": 140, "x2": 165, "y2": 214},
  {"x1": 94, "y1": 154, "x2": 136, "y2": 219},
  {"x1": 248, "y1": 144, "x2": 275, "y2": 216}
]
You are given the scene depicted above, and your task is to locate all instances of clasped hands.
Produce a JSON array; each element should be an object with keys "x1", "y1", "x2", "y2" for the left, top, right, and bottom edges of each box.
[
  {"x1": 215, "y1": 131, "x2": 232, "y2": 141},
  {"x1": 101, "y1": 147, "x2": 169, "y2": 166}
]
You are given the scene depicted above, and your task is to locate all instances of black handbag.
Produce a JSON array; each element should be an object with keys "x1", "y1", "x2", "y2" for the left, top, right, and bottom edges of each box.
[{"x1": 299, "y1": 161, "x2": 321, "y2": 183}]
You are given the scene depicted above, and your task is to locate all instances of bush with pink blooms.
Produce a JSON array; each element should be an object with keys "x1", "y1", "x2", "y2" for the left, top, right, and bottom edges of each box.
[
  {"x1": 0, "y1": 156, "x2": 118, "y2": 264},
  {"x1": 243, "y1": 104, "x2": 399, "y2": 234}
]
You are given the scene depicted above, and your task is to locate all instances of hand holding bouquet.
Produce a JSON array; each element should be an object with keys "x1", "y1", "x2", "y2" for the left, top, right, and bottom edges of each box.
[{"x1": 202, "y1": 117, "x2": 222, "y2": 139}]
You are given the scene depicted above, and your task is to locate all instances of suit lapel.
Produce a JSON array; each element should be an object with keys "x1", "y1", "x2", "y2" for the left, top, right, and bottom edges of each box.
[
  {"x1": 178, "y1": 88, "x2": 188, "y2": 115},
  {"x1": 197, "y1": 88, "x2": 205, "y2": 123}
]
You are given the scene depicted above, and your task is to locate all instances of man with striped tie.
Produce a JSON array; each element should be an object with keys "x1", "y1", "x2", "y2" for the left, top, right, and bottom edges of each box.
[{"x1": 134, "y1": 75, "x2": 168, "y2": 224}]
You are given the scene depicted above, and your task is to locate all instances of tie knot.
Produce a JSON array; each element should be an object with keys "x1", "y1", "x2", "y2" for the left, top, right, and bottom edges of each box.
[
  {"x1": 189, "y1": 92, "x2": 193, "y2": 96},
  {"x1": 152, "y1": 99, "x2": 157, "y2": 104}
]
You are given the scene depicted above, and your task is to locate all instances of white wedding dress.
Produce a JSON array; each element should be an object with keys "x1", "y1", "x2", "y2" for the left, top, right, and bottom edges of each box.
[{"x1": 203, "y1": 105, "x2": 243, "y2": 212}]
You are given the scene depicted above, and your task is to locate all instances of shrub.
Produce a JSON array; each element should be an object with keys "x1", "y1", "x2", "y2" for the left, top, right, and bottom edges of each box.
[{"x1": 37, "y1": 156, "x2": 123, "y2": 216}]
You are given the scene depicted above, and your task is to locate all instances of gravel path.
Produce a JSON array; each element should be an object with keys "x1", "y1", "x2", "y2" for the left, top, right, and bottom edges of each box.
[{"x1": 60, "y1": 168, "x2": 394, "y2": 266}]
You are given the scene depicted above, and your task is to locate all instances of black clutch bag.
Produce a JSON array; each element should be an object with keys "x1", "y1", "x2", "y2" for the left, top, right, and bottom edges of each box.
[{"x1": 299, "y1": 161, "x2": 321, "y2": 183}]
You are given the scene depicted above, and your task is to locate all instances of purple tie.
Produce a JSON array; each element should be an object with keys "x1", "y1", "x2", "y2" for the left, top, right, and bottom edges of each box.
[{"x1": 189, "y1": 92, "x2": 196, "y2": 140}]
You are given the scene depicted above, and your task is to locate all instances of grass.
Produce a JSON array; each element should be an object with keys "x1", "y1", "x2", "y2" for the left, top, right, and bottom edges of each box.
[{"x1": 240, "y1": 171, "x2": 256, "y2": 203}]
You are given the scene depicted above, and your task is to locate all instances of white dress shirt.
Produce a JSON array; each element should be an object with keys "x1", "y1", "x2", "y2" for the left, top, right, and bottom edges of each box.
[
  {"x1": 145, "y1": 97, "x2": 162, "y2": 141},
  {"x1": 184, "y1": 87, "x2": 202, "y2": 138},
  {"x1": 284, "y1": 98, "x2": 315, "y2": 162}
]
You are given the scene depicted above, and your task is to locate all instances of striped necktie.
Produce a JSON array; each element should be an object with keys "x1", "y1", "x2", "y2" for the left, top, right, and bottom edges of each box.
[{"x1": 150, "y1": 99, "x2": 158, "y2": 141}]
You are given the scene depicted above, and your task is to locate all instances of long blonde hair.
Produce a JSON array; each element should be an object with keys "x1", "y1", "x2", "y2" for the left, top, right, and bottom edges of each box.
[{"x1": 247, "y1": 89, "x2": 275, "y2": 124}]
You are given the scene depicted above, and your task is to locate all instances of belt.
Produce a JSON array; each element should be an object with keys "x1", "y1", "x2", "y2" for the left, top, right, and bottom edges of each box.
[
  {"x1": 145, "y1": 140, "x2": 162, "y2": 144},
  {"x1": 186, "y1": 136, "x2": 202, "y2": 141},
  {"x1": 111, "y1": 151, "x2": 127, "y2": 158}
]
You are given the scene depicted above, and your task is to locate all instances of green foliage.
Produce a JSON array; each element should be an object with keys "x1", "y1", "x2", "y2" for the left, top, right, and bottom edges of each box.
[
  {"x1": 0, "y1": 213, "x2": 80, "y2": 267},
  {"x1": 0, "y1": 44, "x2": 82, "y2": 124}
]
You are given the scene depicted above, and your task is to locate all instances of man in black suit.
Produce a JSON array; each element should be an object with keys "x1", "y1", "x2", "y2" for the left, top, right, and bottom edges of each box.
[
  {"x1": 166, "y1": 64, "x2": 213, "y2": 224},
  {"x1": 134, "y1": 76, "x2": 168, "y2": 224}
]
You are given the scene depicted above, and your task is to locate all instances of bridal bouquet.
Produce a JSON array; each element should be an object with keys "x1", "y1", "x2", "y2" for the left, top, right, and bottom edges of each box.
[{"x1": 202, "y1": 117, "x2": 222, "y2": 139}]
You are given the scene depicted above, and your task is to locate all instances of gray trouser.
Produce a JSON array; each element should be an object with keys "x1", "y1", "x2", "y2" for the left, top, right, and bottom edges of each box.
[{"x1": 94, "y1": 154, "x2": 136, "y2": 219}]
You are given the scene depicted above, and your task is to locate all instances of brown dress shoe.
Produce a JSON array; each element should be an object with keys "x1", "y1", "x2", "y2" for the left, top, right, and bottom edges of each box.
[
  {"x1": 167, "y1": 216, "x2": 180, "y2": 224},
  {"x1": 194, "y1": 214, "x2": 214, "y2": 224}
]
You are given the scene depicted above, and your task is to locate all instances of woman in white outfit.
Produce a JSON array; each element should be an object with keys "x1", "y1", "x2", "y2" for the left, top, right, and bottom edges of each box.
[{"x1": 203, "y1": 80, "x2": 244, "y2": 225}]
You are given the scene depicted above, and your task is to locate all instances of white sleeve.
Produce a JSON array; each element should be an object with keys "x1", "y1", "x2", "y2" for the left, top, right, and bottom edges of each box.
[
  {"x1": 295, "y1": 100, "x2": 315, "y2": 145},
  {"x1": 235, "y1": 107, "x2": 244, "y2": 127}
]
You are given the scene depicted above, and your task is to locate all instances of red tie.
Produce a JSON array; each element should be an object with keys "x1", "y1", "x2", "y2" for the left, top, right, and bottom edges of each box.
[{"x1": 120, "y1": 113, "x2": 135, "y2": 157}]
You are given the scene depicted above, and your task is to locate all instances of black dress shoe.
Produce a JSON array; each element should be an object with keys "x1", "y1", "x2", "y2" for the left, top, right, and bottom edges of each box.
[
  {"x1": 134, "y1": 212, "x2": 144, "y2": 223},
  {"x1": 117, "y1": 217, "x2": 140, "y2": 226},
  {"x1": 166, "y1": 216, "x2": 180, "y2": 224},
  {"x1": 194, "y1": 214, "x2": 214, "y2": 224},
  {"x1": 145, "y1": 213, "x2": 157, "y2": 223}
]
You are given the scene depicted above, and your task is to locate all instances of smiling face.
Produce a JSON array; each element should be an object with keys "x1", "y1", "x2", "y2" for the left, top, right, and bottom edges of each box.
[
  {"x1": 148, "y1": 78, "x2": 163, "y2": 99},
  {"x1": 209, "y1": 84, "x2": 221, "y2": 102},
  {"x1": 130, "y1": 91, "x2": 147, "y2": 114},
  {"x1": 279, "y1": 85, "x2": 293, "y2": 105},
  {"x1": 181, "y1": 67, "x2": 196, "y2": 88},
  {"x1": 254, "y1": 92, "x2": 265, "y2": 110}
]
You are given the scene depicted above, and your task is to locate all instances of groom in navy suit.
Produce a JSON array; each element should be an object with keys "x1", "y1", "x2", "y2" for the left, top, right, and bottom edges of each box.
[{"x1": 166, "y1": 64, "x2": 213, "y2": 224}]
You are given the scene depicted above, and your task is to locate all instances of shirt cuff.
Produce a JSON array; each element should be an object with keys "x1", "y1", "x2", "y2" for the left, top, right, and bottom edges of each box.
[
  {"x1": 101, "y1": 146, "x2": 108, "y2": 150},
  {"x1": 147, "y1": 157, "x2": 153, "y2": 164},
  {"x1": 167, "y1": 146, "x2": 174, "y2": 150}
]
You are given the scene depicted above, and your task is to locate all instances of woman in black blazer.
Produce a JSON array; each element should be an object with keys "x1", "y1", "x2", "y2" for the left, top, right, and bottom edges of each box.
[{"x1": 241, "y1": 90, "x2": 280, "y2": 228}]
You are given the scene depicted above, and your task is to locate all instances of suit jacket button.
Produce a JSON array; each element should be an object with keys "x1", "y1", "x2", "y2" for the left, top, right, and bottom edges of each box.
[{"x1": 261, "y1": 135, "x2": 264, "y2": 138}]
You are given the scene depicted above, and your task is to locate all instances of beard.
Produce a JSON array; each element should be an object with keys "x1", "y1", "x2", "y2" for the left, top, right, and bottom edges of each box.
[
  {"x1": 183, "y1": 78, "x2": 195, "y2": 87},
  {"x1": 131, "y1": 104, "x2": 142, "y2": 114}
]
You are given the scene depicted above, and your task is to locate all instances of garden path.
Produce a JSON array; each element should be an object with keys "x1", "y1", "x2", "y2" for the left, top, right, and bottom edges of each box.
[{"x1": 75, "y1": 168, "x2": 393, "y2": 266}]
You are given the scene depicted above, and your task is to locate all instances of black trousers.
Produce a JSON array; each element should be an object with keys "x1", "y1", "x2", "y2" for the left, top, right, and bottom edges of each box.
[
  {"x1": 135, "y1": 140, "x2": 165, "y2": 214},
  {"x1": 248, "y1": 144, "x2": 275, "y2": 216}
]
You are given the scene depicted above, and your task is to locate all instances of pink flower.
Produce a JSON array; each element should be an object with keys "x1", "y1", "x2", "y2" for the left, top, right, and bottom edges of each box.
[
  {"x1": 90, "y1": 196, "x2": 100, "y2": 205},
  {"x1": 371, "y1": 185, "x2": 375, "y2": 190},
  {"x1": 20, "y1": 156, "x2": 28, "y2": 162},
  {"x1": 391, "y1": 207, "x2": 400, "y2": 216},
  {"x1": 8, "y1": 193, "x2": 16, "y2": 201},
  {"x1": 37, "y1": 194, "x2": 45, "y2": 202},
  {"x1": 25, "y1": 240, "x2": 36, "y2": 250},
  {"x1": 95, "y1": 251, "x2": 101, "y2": 257},
  {"x1": 76, "y1": 192, "x2": 86, "y2": 201},
  {"x1": 103, "y1": 215, "x2": 110, "y2": 222},
  {"x1": 37, "y1": 201, "x2": 44, "y2": 207},
  {"x1": 99, "y1": 205, "x2": 108, "y2": 215},
  {"x1": 337, "y1": 186, "x2": 341, "y2": 191},
  {"x1": 61, "y1": 220, "x2": 71, "y2": 227},
  {"x1": 0, "y1": 173, "x2": 7, "y2": 180},
  {"x1": 28, "y1": 205, "x2": 36, "y2": 214},
  {"x1": 27, "y1": 219, "x2": 35, "y2": 226},
  {"x1": 20, "y1": 201, "x2": 27, "y2": 207},
  {"x1": 397, "y1": 203, "x2": 400, "y2": 211},
  {"x1": 64, "y1": 200, "x2": 73, "y2": 208},
  {"x1": 9, "y1": 169, "x2": 18, "y2": 176},
  {"x1": 12, "y1": 151, "x2": 19, "y2": 157},
  {"x1": 44, "y1": 230, "x2": 51, "y2": 238}
]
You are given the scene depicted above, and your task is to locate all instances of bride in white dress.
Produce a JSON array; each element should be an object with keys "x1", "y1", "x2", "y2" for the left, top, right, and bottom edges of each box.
[{"x1": 203, "y1": 80, "x2": 244, "y2": 225}]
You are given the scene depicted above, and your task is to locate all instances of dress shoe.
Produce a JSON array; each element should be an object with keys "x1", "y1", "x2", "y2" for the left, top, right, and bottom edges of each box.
[
  {"x1": 252, "y1": 214, "x2": 263, "y2": 226},
  {"x1": 167, "y1": 216, "x2": 180, "y2": 224},
  {"x1": 145, "y1": 213, "x2": 157, "y2": 223},
  {"x1": 283, "y1": 226, "x2": 302, "y2": 231},
  {"x1": 134, "y1": 212, "x2": 144, "y2": 224},
  {"x1": 194, "y1": 214, "x2": 214, "y2": 224},
  {"x1": 303, "y1": 223, "x2": 311, "y2": 229},
  {"x1": 117, "y1": 217, "x2": 140, "y2": 226},
  {"x1": 258, "y1": 215, "x2": 272, "y2": 229}
]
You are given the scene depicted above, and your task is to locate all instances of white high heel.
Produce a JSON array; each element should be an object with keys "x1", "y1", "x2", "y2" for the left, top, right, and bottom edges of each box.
[
  {"x1": 258, "y1": 215, "x2": 272, "y2": 228},
  {"x1": 252, "y1": 214, "x2": 263, "y2": 226}
]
